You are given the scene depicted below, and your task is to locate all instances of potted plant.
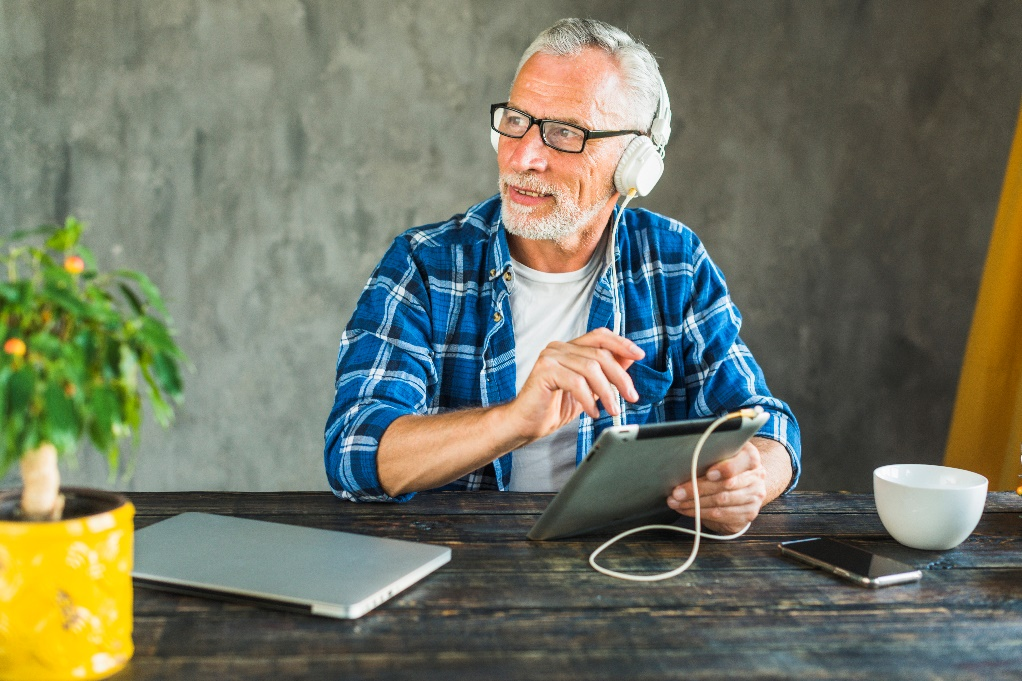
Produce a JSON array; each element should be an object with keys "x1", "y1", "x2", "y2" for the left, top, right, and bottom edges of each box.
[{"x1": 0, "y1": 217, "x2": 186, "y2": 680}]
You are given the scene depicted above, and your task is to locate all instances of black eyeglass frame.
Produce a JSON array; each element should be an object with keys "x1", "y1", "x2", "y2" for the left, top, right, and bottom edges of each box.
[{"x1": 490, "y1": 102, "x2": 643, "y2": 154}]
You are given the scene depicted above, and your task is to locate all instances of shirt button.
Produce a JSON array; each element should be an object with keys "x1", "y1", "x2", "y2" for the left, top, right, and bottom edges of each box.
[
  {"x1": 503, "y1": 271, "x2": 512, "y2": 282},
  {"x1": 489, "y1": 268, "x2": 497, "y2": 277},
  {"x1": 493, "y1": 312, "x2": 502, "y2": 323}
]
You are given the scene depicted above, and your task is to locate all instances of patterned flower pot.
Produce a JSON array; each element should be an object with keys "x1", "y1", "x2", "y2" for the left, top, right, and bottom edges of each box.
[{"x1": 0, "y1": 488, "x2": 134, "y2": 680}]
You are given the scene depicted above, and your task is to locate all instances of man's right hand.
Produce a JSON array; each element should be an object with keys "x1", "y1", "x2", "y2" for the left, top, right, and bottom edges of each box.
[
  {"x1": 378, "y1": 328, "x2": 644, "y2": 497},
  {"x1": 502, "y1": 327, "x2": 645, "y2": 442}
]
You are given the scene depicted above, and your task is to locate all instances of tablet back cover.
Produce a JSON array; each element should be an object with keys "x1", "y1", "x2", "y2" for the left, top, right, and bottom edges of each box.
[{"x1": 528, "y1": 412, "x2": 769, "y2": 540}]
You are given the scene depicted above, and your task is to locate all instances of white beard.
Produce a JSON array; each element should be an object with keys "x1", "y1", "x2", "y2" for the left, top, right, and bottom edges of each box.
[{"x1": 499, "y1": 173, "x2": 613, "y2": 243}]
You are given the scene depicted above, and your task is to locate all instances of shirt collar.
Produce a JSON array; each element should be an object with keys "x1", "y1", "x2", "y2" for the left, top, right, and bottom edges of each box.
[{"x1": 487, "y1": 209, "x2": 513, "y2": 283}]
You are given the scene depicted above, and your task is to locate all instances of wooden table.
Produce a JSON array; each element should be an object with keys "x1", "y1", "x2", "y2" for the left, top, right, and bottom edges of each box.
[{"x1": 118, "y1": 491, "x2": 1022, "y2": 680}]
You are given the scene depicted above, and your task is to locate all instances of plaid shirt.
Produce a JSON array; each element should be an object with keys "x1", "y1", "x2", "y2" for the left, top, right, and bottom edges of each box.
[{"x1": 325, "y1": 195, "x2": 801, "y2": 502}]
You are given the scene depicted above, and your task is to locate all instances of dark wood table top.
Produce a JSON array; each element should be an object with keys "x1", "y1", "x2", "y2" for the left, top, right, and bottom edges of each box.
[{"x1": 117, "y1": 491, "x2": 1022, "y2": 680}]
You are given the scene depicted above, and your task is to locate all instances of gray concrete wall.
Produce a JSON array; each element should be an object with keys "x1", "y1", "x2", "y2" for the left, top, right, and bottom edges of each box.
[{"x1": 2, "y1": 0, "x2": 1020, "y2": 493}]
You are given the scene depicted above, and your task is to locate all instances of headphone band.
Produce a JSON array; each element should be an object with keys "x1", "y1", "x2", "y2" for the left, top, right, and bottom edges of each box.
[{"x1": 649, "y1": 74, "x2": 672, "y2": 151}]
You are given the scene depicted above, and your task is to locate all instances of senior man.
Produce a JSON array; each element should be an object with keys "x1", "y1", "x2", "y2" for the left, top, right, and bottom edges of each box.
[{"x1": 325, "y1": 18, "x2": 801, "y2": 534}]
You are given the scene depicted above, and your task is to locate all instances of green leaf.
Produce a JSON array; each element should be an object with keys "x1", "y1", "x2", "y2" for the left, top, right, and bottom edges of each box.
[
  {"x1": 0, "y1": 281, "x2": 29, "y2": 304},
  {"x1": 118, "y1": 282, "x2": 146, "y2": 315},
  {"x1": 73, "y1": 330, "x2": 98, "y2": 369},
  {"x1": 0, "y1": 283, "x2": 20, "y2": 303},
  {"x1": 44, "y1": 383, "x2": 82, "y2": 455},
  {"x1": 59, "y1": 341, "x2": 87, "y2": 383},
  {"x1": 138, "y1": 317, "x2": 179, "y2": 355},
  {"x1": 118, "y1": 343, "x2": 139, "y2": 392},
  {"x1": 120, "y1": 387, "x2": 142, "y2": 439},
  {"x1": 0, "y1": 366, "x2": 10, "y2": 423},
  {"x1": 44, "y1": 217, "x2": 84, "y2": 251},
  {"x1": 42, "y1": 262, "x2": 76, "y2": 288},
  {"x1": 81, "y1": 289, "x2": 120, "y2": 328},
  {"x1": 7, "y1": 367, "x2": 35, "y2": 415},
  {"x1": 87, "y1": 384, "x2": 118, "y2": 456},
  {"x1": 115, "y1": 270, "x2": 169, "y2": 318},
  {"x1": 141, "y1": 362, "x2": 174, "y2": 427},
  {"x1": 28, "y1": 331, "x2": 62, "y2": 360},
  {"x1": 3, "y1": 413, "x2": 27, "y2": 472},
  {"x1": 103, "y1": 338, "x2": 121, "y2": 379},
  {"x1": 20, "y1": 414, "x2": 42, "y2": 457},
  {"x1": 151, "y1": 351, "x2": 183, "y2": 400},
  {"x1": 43, "y1": 282, "x2": 89, "y2": 318}
]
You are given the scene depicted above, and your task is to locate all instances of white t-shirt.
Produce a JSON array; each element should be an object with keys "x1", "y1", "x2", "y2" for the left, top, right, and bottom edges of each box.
[{"x1": 508, "y1": 252, "x2": 606, "y2": 492}]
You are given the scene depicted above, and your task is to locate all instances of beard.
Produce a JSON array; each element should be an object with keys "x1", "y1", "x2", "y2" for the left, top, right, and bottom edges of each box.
[{"x1": 499, "y1": 172, "x2": 614, "y2": 243}]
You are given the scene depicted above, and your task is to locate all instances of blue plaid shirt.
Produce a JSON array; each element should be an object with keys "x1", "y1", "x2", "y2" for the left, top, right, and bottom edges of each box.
[{"x1": 325, "y1": 195, "x2": 801, "y2": 502}]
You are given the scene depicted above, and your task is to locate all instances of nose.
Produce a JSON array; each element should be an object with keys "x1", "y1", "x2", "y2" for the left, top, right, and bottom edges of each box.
[{"x1": 502, "y1": 124, "x2": 550, "y2": 174}]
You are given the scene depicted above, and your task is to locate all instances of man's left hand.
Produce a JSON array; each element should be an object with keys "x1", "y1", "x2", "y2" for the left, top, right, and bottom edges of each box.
[{"x1": 666, "y1": 440, "x2": 768, "y2": 535}]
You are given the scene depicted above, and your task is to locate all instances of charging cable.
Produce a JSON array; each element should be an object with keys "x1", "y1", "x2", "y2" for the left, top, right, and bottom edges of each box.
[
  {"x1": 589, "y1": 410, "x2": 756, "y2": 581},
  {"x1": 595, "y1": 190, "x2": 755, "y2": 580}
]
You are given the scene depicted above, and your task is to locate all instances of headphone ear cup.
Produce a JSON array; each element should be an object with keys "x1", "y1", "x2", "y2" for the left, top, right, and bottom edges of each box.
[
  {"x1": 491, "y1": 129, "x2": 500, "y2": 153},
  {"x1": 614, "y1": 137, "x2": 664, "y2": 197}
]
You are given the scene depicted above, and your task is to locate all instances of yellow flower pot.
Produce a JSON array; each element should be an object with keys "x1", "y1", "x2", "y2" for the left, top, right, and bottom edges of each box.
[{"x1": 0, "y1": 488, "x2": 134, "y2": 681}]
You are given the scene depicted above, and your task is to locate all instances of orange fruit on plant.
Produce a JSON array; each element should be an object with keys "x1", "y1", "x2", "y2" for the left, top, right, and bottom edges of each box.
[
  {"x1": 3, "y1": 337, "x2": 26, "y2": 356},
  {"x1": 64, "y1": 255, "x2": 85, "y2": 274}
]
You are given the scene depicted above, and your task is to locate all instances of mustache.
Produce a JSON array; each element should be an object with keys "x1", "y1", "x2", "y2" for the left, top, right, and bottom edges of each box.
[{"x1": 500, "y1": 172, "x2": 561, "y2": 199}]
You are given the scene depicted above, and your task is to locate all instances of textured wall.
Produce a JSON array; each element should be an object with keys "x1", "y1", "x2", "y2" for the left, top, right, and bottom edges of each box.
[{"x1": 2, "y1": 1, "x2": 1020, "y2": 493}]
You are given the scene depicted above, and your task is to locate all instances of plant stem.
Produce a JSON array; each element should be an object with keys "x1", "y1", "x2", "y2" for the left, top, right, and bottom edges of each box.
[{"x1": 19, "y1": 443, "x2": 65, "y2": 521}]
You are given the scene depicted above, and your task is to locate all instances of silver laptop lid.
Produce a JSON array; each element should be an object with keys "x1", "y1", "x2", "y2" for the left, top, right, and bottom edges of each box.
[{"x1": 133, "y1": 512, "x2": 451, "y2": 619}]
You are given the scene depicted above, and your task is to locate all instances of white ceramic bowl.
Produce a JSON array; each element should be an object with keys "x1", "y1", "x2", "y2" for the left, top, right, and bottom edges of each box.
[{"x1": 873, "y1": 464, "x2": 987, "y2": 550}]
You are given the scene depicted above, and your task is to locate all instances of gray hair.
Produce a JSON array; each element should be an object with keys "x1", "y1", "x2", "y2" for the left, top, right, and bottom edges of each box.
[{"x1": 515, "y1": 18, "x2": 663, "y2": 132}]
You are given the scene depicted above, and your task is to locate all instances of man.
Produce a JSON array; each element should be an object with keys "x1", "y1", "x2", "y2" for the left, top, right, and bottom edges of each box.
[{"x1": 325, "y1": 18, "x2": 801, "y2": 534}]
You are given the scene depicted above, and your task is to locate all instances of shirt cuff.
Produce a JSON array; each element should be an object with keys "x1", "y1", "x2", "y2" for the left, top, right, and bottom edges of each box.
[
  {"x1": 754, "y1": 410, "x2": 801, "y2": 493},
  {"x1": 329, "y1": 401, "x2": 418, "y2": 503}
]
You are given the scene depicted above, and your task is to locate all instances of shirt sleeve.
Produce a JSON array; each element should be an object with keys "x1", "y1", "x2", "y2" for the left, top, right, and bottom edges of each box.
[
  {"x1": 680, "y1": 240, "x2": 802, "y2": 492},
  {"x1": 324, "y1": 236, "x2": 437, "y2": 502}
]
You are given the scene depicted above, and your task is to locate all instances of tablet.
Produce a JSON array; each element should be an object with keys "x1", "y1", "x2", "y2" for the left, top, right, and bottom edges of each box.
[{"x1": 527, "y1": 410, "x2": 770, "y2": 540}]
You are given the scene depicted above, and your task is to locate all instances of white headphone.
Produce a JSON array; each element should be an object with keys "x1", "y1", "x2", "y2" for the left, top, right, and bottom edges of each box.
[{"x1": 491, "y1": 73, "x2": 671, "y2": 197}]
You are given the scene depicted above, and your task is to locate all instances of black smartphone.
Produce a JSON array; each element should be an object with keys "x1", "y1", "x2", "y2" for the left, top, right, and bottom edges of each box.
[{"x1": 778, "y1": 537, "x2": 922, "y2": 588}]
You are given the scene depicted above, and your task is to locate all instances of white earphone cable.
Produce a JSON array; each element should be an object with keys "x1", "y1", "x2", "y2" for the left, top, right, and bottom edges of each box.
[
  {"x1": 589, "y1": 411, "x2": 754, "y2": 581},
  {"x1": 610, "y1": 189, "x2": 637, "y2": 428}
]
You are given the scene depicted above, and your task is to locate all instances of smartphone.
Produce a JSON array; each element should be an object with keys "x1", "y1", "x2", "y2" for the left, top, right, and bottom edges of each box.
[{"x1": 778, "y1": 537, "x2": 922, "y2": 588}]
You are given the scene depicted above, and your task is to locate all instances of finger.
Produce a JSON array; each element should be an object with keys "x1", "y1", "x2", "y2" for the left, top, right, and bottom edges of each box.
[
  {"x1": 668, "y1": 472, "x2": 739, "y2": 503},
  {"x1": 693, "y1": 501, "x2": 761, "y2": 526},
  {"x1": 669, "y1": 500, "x2": 762, "y2": 536},
  {"x1": 535, "y1": 349, "x2": 615, "y2": 417},
  {"x1": 704, "y1": 442, "x2": 761, "y2": 481},
  {"x1": 572, "y1": 328, "x2": 645, "y2": 365},
  {"x1": 552, "y1": 344, "x2": 638, "y2": 407},
  {"x1": 532, "y1": 355, "x2": 605, "y2": 419},
  {"x1": 671, "y1": 477, "x2": 767, "y2": 513},
  {"x1": 669, "y1": 469, "x2": 766, "y2": 506},
  {"x1": 672, "y1": 485, "x2": 764, "y2": 513},
  {"x1": 672, "y1": 488, "x2": 764, "y2": 515},
  {"x1": 666, "y1": 446, "x2": 757, "y2": 502}
]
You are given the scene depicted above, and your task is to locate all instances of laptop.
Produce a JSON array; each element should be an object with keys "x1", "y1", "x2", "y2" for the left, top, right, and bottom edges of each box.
[{"x1": 133, "y1": 512, "x2": 451, "y2": 619}]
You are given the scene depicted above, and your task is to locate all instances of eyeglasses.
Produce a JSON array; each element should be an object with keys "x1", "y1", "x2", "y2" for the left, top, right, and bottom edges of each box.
[{"x1": 490, "y1": 103, "x2": 643, "y2": 154}]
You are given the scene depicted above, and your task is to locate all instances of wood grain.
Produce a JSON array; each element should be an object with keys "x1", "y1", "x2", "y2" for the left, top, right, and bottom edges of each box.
[{"x1": 119, "y1": 491, "x2": 1022, "y2": 680}]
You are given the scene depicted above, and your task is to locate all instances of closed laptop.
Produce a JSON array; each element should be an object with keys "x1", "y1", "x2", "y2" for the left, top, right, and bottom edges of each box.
[{"x1": 133, "y1": 512, "x2": 451, "y2": 619}]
